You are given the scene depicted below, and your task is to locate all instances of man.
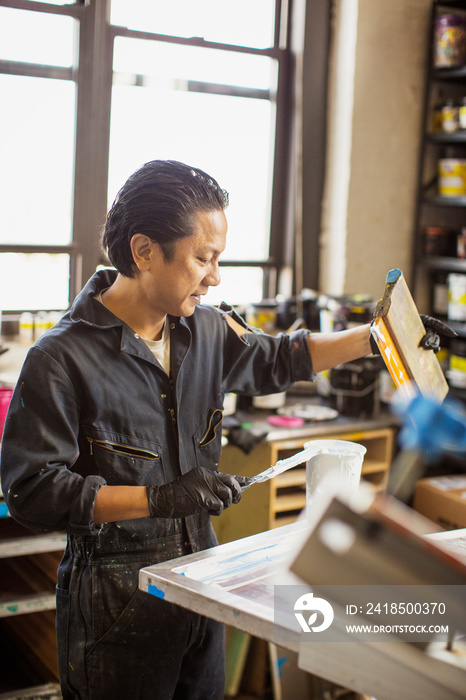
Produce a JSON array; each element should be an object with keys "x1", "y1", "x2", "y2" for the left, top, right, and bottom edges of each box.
[{"x1": 0, "y1": 160, "x2": 444, "y2": 699}]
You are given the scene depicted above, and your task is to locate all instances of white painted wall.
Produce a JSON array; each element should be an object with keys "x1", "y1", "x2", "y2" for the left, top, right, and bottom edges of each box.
[{"x1": 319, "y1": 0, "x2": 432, "y2": 300}]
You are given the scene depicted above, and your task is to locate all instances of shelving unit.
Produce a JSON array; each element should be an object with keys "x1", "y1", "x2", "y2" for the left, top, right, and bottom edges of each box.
[
  {"x1": 412, "y1": 0, "x2": 466, "y2": 397},
  {"x1": 214, "y1": 425, "x2": 396, "y2": 544},
  {"x1": 413, "y1": 2, "x2": 466, "y2": 305},
  {"x1": 0, "y1": 498, "x2": 64, "y2": 697}
]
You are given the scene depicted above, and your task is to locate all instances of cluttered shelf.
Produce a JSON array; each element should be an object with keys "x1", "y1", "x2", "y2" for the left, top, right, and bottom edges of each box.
[
  {"x1": 1, "y1": 366, "x2": 66, "y2": 697},
  {"x1": 422, "y1": 195, "x2": 466, "y2": 207},
  {"x1": 426, "y1": 131, "x2": 466, "y2": 142},
  {"x1": 432, "y1": 65, "x2": 466, "y2": 80},
  {"x1": 413, "y1": 0, "x2": 466, "y2": 344},
  {"x1": 0, "y1": 531, "x2": 66, "y2": 560},
  {"x1": 422, "y1": 255, "x2": 466, "y2": 272},
  {"x1": 0, "y1": 518, "x2": 63, "y2": 621},
  {"x1": 231, "y1": 404, "x2": 400, "y2": 445},
  {"x1": 0, "y1": 513, "x2": 65, "y2": 609},
  {"x1": 0, "y1": 507, "x2": 64, "y2": 691}
]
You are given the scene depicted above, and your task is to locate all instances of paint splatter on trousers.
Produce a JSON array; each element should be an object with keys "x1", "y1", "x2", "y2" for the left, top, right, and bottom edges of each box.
[{"x1": 56, "y1": 549, "x2": 225, "y2": 699}]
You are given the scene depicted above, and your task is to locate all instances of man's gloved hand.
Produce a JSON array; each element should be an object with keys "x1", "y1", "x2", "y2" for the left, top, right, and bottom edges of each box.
[
  {"x1": 234, "y1": 475, "x2": 254, "y2": 490},
  {"x1": 418, "y1": 314, "x2": 457, "y2": 353},
  {"x1": 370, "y1": 314, "x2": 457, "y2": 355},
  {"x1": 147, "y1": 467, "x2": 243, "y2": 518}
]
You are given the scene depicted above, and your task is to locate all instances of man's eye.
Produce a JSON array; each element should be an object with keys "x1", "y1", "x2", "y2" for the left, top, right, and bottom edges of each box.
[{"x1": 199, "y1": 258, "x2": 212, "y2": 264}]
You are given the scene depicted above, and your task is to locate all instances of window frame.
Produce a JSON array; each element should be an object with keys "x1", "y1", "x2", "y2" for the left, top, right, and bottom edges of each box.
[{"x1": 0, "y1": 0, "x2": 329, "y2": 318}]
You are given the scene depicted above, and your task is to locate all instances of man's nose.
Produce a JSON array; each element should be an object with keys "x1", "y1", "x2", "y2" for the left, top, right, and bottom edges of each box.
[{"x1": 204, "y1": 261, "x2": 221, "y2": 287}]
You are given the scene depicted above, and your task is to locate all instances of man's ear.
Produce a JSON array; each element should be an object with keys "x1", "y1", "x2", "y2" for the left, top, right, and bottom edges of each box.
[{"x1": 130, "y1": 234, "x2": 154, "y2": 271}]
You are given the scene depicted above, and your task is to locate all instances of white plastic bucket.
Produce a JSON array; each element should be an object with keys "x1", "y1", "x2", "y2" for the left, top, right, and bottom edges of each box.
[
  {"x1": 304, "y1": 439, "x2": 366, "y2": 520},
  {"x1": 252, "y1": 391, "x2": 286, "y2": 409}
]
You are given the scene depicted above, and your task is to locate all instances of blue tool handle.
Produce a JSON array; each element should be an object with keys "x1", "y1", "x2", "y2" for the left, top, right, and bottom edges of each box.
[{"x1": 397, "y1": 394, "x2": 466, "y2": 462}]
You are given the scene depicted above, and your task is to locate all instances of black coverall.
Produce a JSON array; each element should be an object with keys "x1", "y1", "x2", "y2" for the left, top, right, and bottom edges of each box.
[{"x1": 0, "y1": 269, "x2": 314, "y2": 699}]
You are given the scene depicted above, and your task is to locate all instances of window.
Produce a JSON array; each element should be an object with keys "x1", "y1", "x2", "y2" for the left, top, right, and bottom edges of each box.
[
  {"x1": 108, "y1": 0, "x2": 288, "y2": 304},
  {"x1": 109, "y1": 36, "x2": 278, "y2": 304},
  {"x1": 0, "y1": 0, "x2": 297, "y2": 318},
  {"x1": 0, "y1": 4, "x2": 78, "y2": 312},
  {"x1": 110, "y1": 0, "x2": 276, "y2": 49}
]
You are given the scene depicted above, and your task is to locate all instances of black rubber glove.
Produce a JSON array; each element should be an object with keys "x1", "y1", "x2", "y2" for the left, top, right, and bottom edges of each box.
[
  {"x1": 147, "y1": 467, "x2": 243, "y2": 518},
  {"x1": 234, "y1": 475, "x2": 254, "y2": 490},
  {"x1": 419, "y1": 314, "x2": 457, "y2": 353}
]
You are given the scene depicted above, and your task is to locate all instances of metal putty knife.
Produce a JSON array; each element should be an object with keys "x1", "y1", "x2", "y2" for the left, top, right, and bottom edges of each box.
[{"x1": 241, "y1": 446, "x2": 316, "y2": 490}]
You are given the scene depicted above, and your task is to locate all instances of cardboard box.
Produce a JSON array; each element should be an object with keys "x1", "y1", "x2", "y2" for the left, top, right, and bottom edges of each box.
[{"x1": 413, "y1": 475, "x2": 466, "y2": 530}]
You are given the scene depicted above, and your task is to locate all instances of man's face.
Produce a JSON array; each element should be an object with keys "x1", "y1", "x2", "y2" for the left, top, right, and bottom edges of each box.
[{"x1": 141, "y1": 208, "x2": 228, "y2": 318}]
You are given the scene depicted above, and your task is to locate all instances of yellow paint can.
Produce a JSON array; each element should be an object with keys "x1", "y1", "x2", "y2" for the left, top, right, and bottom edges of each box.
[
  {"x1": 448, "y1": 273, "x2": 466, "y2": 321},
  {"x1": 438, "y1": 157, "x2": 466, "y2": 197}
]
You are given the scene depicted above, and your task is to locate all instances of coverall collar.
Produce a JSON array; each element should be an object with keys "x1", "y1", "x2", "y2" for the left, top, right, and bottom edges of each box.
[{"x1": 69, "y1": 268, "x2": 191, "y2": 373}]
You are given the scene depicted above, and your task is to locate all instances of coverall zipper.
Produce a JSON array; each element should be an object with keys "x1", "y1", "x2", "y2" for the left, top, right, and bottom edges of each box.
[{"x1": 87, "y1": 437, "x2": 159, "y2": 460}]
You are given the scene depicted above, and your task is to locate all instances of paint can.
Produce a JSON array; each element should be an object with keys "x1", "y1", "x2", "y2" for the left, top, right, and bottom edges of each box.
[
  {"x1": 433, "y1": 103, "x2": 443, "y2": 132},
  {"x1": 447, "y1": 273, "x2": 466, "y2": 321},
  {"x1": 438, "y1": 155, "x2": 466, "y2": 197},
  {"x1": 442, "y1": 100, "x2": 460, "y2": 133},
  {"x1": 223, "y1": 392, "x2": 237, "y2": 416},
  {"x1": 457, "y1": 227, "x2": 466, "y2": 258},
  {"x1": 328, "y1": 358, "x2": 381, "y2": 419},
  {"x1": 18, "y1": 312, "x2": 34, "y2": 344},
  {"x1": 460, "y1": 97, "x2": 466, "y2": 130},
  {"x1": 424, "y1": 226, "x2": 456, "y2": 256},
  {"x1": 275, "y1": 294, "x2": 321, "y2": 332},
  {"x1": 433, "y1": 14, "x2": 466, "y2": 68},
  {"x1": 448, "y1": 338, "x2": 466, "y2": 388},
  {"x1": 252, "y1": 391, "x2": 286, "y2": 409},
  {"x1": 246, "y1": 300, "x2": 278, "y2": 334},
  {"x1": 432, "y1": 273, "x2": 449, "y2": 315}
]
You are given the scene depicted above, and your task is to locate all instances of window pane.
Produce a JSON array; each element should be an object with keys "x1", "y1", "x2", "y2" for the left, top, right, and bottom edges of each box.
[
  {"x1": 111, "y1": 0, "x2": 276, "y2": 49},
  {"x1": 203, "y1": 267, "x2": 264, "y2": 306},
  {"x1": 0, "y1": 7, "x2": 76, "y2": 66},
  {"x1": 0, "y1": 75, "x2": 76, "y2": 246},
  {"x1": 0, "y1": 254, "x2": 70, "y2": 311},
  {"x1": 27, "y1": 1, "x2": 77, "y2": 4},
  {"x1": 113, "y1": 36, "x2": 275, "y2": 91},
  {"x1": 109, "y1": 40, "x2": 276, "y2": 262}
]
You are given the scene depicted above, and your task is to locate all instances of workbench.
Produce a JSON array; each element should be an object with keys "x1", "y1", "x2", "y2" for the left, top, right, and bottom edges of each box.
[{"x1": 139, "y1": 522, "x2": 466, "y2": 700}]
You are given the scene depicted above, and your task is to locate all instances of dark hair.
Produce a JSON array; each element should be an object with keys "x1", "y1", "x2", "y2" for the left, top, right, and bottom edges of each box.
[{"x1": 101, "y1": 160, "x2": 229, "y2": 277}]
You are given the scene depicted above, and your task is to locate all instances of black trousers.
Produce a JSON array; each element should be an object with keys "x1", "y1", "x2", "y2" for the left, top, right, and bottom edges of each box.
[{"x1": 56, "y1": 548, "x2": 225, "y2": 699}]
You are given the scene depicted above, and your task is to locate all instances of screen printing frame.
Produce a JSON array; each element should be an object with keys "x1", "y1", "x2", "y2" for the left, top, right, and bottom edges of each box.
[
  {"x1": 139, "y1": 518, "x2": 466, "y2": 700},
  {"x1": 371, "y1": 268, "x2": 449, "y2": 402},
  {"x1": 139, "y1": 520, "x2": 309, "y2": 649}
]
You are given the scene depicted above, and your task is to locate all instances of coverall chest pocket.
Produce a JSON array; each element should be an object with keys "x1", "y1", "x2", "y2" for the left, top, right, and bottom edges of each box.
[
  {"x1": 193, "y1": 407, "x2": 223, "y2": 470},
  {"x1": 86, "y1": 434, "x2": 164, "y2": 486}
]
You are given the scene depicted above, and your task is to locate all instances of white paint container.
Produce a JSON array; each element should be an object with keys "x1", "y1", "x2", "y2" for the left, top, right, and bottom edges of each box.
[
  {"x1": 448, "y1": 273, "x2": 466, "y2": 321},
  {"x1": 252, "y1": 391, "x2": 286, "y2": 409},
  {"x1": 305, "y1": 439, "x2": 366, "y2": 525},
  {"x1": 223, "y1": 393, "x2": 237, "y2": 416}
]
